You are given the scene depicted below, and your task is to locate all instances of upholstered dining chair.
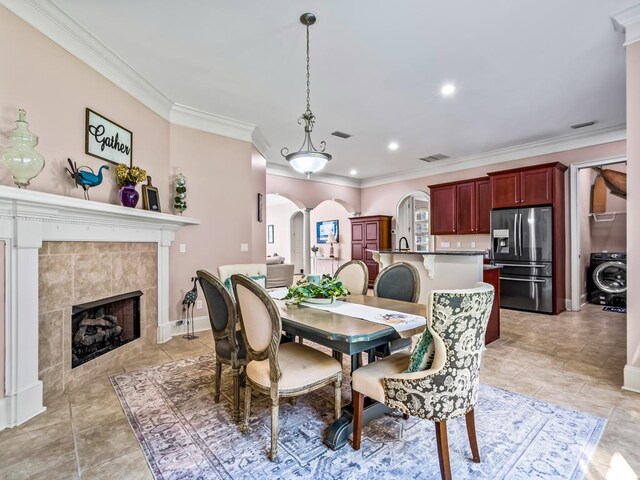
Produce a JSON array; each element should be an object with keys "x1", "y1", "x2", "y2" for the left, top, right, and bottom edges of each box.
[
  {"x1": 196, "y1": 270, "x2": 246, "y2": 421},
  {"x1": 334, "y1": 260, "x2": 369, "y2": 295},
  {"x1": 231, "y1": 274, "x2": 343, "y2": 461},
  {"x1": 374, "y1": 262, "x2": 421, "y2": 355},
  {"x1": 351, "y1": 283, "x2": 495, "y2": 480}
]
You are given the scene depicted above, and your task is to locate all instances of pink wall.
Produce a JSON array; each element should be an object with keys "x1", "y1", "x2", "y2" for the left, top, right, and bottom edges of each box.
[
  {"x1": 266, "y1": 174, "x2": 361, "y2": 212},
  {"x1": 310, "y1": 200, "x2": 352, "y2": 266},
  {"x1": 169, "y1": 125, "x2": 255, "y2": 319},
  {"x1": 0, "y1": 7, "x2": 171, "y2": 210},
  {"x1": 627, "y1": 41, "x2": 640, "y2": 370},
  {"x1": 251, "y1": 147, "x2": 267, "y2": 263}
]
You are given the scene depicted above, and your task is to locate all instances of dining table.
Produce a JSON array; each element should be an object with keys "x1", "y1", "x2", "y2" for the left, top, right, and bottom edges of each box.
[{"x1": 272, "y1": 293, "x2": 427, "y2": 450}]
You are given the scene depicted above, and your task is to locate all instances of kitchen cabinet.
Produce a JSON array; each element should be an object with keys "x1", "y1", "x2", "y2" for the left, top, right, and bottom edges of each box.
[
  {"x1": 488, "y1": 163, "x2": 563, "y2": 208},
  {"x1": 429, "y1": 177, "x2": 490, "y2": 235},
  {"x1": 350, "y1": 215, "x2": 392, "y2": 287}
]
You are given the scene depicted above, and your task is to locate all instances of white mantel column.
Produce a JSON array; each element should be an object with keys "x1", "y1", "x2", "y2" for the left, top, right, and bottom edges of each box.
[
  {"x1": 302, "y1": 208, "x2": 312, "y2": 275},
  {"x1": 613, "y1": 4, "x2": 640, "y2": 393},
  {"x1": 157, "y1": 229, "x2": 176, "y2": 343},
  {"x1": 1, "y1": 217, "x2": 45, "y2": 428}
]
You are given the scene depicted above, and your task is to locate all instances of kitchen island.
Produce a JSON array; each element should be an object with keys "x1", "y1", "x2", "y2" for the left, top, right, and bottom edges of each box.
[{"x1": 369, "y1": 250, "x2": 485, "y2": 303}]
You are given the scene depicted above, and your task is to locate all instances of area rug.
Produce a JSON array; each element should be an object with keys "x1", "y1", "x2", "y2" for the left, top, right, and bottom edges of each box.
[
  {"x1": 603, "y1": 306, "x2": 626, "y2": 314},
  {"x1": 111, "y1": 355, "x2": 606, "y2": 480}
]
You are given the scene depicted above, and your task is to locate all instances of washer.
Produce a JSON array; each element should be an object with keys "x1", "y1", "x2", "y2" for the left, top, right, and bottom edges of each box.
[{"x1": 588, "y1": 252, "x2": 627, "y2": 307}]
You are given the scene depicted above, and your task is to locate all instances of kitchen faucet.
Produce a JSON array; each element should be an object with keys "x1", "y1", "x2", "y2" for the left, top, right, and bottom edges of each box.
[{"x1": 399, "y1": 236, "x2": 410, "y2": 251}]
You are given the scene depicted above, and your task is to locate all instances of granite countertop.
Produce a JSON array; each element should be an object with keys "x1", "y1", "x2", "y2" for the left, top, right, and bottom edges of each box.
[
  {"x1": 483, "y1": 264, "x2": 502, "y2": 270},
  {"x1": 372, "y1": 249, "x2": 485, "y2": 256}
]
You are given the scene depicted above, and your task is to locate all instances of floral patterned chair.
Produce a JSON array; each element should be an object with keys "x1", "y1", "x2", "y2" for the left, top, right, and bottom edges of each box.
[{"x1": 351, "y1": 282, "x2": 495, "y2": 480}]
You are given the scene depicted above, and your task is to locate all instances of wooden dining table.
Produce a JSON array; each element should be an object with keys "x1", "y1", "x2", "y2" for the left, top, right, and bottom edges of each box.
[{"x1": 274, "y1": 294, "x2": 426, "y2": 450}]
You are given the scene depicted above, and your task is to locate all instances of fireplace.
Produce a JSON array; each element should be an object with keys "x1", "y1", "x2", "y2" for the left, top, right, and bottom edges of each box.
[{"x1": 71, "y1": 291, "x2": 143, "y2": 368}]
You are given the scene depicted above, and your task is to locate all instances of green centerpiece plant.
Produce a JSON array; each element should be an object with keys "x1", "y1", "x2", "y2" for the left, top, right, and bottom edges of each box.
[{"x1": 284, "y1": 275, "x2": 349, "y2": 304}]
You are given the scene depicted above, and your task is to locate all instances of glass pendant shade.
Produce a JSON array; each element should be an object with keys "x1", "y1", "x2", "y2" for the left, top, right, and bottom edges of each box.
[
  {"x1": 286, "y1": 151, "x2": 331, "y2": 176},
  {"x1": 1, "y1": 109, "x2": 45, "y2": 188}
]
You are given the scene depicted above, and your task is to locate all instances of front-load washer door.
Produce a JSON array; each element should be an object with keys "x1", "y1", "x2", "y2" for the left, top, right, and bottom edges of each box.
[{"x1": 593, "y1": 261, "x2": 627, "y2": 294}]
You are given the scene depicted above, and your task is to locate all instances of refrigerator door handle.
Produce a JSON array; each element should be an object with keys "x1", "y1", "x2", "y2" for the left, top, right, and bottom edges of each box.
[
  {"x1": 517, "y1": 212, "x2": 523, "y2": 258},
  {"x1": 514, "y1": 212, "x2": 519, "y2": 257},
  {"x1": 500, "y1": 276, "x2": 546, "y2": 284},
  {"x1": 494, "y1": 263, "x2": 547, "y2": 268}
]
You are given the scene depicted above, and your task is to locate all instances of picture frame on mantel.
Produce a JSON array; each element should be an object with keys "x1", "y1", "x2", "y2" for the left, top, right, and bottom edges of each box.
[
  {"x1": 142, "y1": 176, "x2": 161, "y2": 212},
  {"x1": 85, "y1": 108, "x2": 133, "y2": 167}
]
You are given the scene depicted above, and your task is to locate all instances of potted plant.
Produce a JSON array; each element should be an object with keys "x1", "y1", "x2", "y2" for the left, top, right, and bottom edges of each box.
[
  {"x1": 284, "y1": 275, "x2": 349, "y2": 305},
  {"x1": 115, "y1": 164, "x2": 147, "y2": 208},
  {"x1": 311, "y1": 245, "x2": 319, "y2": 256}
]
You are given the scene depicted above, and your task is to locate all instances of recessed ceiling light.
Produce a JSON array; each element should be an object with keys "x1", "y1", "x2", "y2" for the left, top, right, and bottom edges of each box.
[
  {"x1": 388, "y1": 142, "x2": 399, "y2": 151},
  {"x1": 350, "y1": 169, "x2": 357, "y2": 175},
  {"x1": 441, "y1": 83, "x2": 456, "y2": 96}
]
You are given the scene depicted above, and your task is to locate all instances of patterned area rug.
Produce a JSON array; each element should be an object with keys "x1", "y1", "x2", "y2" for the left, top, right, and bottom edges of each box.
[{"x1": 111, "y1": 355, "x2": 605, "y2": 480}]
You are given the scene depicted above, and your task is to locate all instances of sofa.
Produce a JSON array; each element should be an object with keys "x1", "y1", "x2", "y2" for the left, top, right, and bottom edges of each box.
[{"x1": 266, "y1": 255, "x2": 295, "y2": 288}]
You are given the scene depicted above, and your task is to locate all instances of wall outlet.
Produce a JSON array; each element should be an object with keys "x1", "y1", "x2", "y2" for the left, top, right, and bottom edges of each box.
[
  {"x1": 196, "y1": 300, "x2": 203, "y2": 309},
  {"x1": 179, "y1": 243, "x2": 186, "y2": 253},
  {"x1": 471, "y1": 241, "x2": 476, "y2": 248},
  {"x1": 241, "y1": 243, "x2": 249, "y2": 252},
  {"x1": 456, "y1": 242, "x2": 461, "y2": 248},
  {"x1": 440, "y1": 241, "x2": 450, "y2": 248},
  {"x1": 175, "y1": 320, "x2": 184, "y2": 326}
]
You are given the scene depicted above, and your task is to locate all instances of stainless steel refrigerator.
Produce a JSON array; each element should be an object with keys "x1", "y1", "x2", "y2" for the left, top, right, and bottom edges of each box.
[{"x1": 491, "y1": 206, "x2": 553, "y2": 313}]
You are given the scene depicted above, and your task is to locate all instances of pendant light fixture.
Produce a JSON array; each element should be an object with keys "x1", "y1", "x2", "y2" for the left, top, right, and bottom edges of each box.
[{"x1": 281, "y1": 13, "x2": 332, "y2": 179}]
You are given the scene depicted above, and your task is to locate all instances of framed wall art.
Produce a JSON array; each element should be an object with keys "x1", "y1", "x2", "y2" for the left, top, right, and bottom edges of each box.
[
  {"x1": 142, "y1": 177, "x2": 161, "y2": 212},
  {"x1": 316, "y1": 219, "x2": 339, "y2": 244},
  {"x1": 85, "y1": 108, "x2": 133, "y2": 166},
  {"x1": 257, "y1": 193, "x2": 264, "y2": 222}
]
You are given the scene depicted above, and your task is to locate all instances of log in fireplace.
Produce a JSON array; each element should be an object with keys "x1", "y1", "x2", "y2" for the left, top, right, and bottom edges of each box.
[{"x1": 71, "y1": 291, "x2": 143, "y2": 368}]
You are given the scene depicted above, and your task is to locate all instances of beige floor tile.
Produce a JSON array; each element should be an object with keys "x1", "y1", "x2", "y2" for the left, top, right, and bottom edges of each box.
[
  {"x1": 71, "y1": 392, "x2": 127, "y2": 432},
  {"x1": 75, "y1": 417, "x2": 140, "y2": 471},
  {"x1": 0, "y1": 393, "x2": 71, "y2": 440},
  {"x1": 159, "y1": 336, "x2": 213, "y2": 360},
  {"x1": 121, "y1": 346, "x2": 173, "y2": 372},
  {"x1": 80, "y1": 448, "x2": 153, "y2": 480}
]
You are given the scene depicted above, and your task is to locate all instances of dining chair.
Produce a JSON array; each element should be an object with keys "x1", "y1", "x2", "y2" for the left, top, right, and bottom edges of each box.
[
  {"x1": 351, "y1": 283, "x2": 495, "y2": 480},
  {"x1": 217, "y1": 264, "x2": 267, "y2": 290},
  {"x1": 196, "y1": 269, "x2": 246, "y2": 421},
  {"x1": 231, "y1": 273, "x2": 343, "y2": 461},
  {"x1": 374, "y1": 262, "x2": 421, "y2": 355},
  {"x1": 334, "y1": 260, "x2": 369, "y2": 295}
]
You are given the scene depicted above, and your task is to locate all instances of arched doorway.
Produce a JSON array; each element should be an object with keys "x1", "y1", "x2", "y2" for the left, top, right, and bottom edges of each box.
[
  {"x1": 290, "y1": 211, "x2": 304, "y2": 274},
  {"x1": 395, "y1": 191, "x2": 431, "y2": 251},
  {"x1": 266, "y1": 194, "x2": 302, "y2": 272}
]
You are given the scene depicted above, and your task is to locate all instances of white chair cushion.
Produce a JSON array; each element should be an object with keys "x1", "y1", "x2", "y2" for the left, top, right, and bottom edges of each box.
[
  {"x1": 217, "y1": 264, "x2": 267, "y2": 284},
  {"x1": 351, "y1": 351, "x2": 412, "y2": 403},
  {"x1": 246, "y1": 342, "x2": 342, "y2": 394}
]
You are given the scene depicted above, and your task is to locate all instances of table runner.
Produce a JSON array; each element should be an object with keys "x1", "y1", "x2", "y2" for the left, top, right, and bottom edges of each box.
[{"x1": 269, "y1": 289, "x2": 426, "y2": 335}]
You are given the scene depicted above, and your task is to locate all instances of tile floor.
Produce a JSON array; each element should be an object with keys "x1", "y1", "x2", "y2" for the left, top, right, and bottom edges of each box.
[{"x1": 1, "y1": 305, "x2": 638, "y2": 479}]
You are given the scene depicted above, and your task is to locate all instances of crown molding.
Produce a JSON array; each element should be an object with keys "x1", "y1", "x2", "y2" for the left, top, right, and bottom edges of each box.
[
  {"x1": 359, "y1": 124, "x2": 627, "y2": 188},
  {"x1": 266, "y1": 163, "x2": 361, "y2": 188},
  {"x1": 612, "y1": 3, "x2": 640, "y2": 46},
  {"x1": 169, "y1": 104, "x2": 255, "y2": 142},
  {"x1": 251, "y1": 127, "x2": 271, "y2": 158},
  {"x1": 1, "y1": 0, "x2": 174, "y2": 119}
]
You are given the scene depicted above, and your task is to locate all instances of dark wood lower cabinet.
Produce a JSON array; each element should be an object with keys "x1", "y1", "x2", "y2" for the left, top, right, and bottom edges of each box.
[{"x1": 483, "y1": 266, "x2": 501, "y2": 345}]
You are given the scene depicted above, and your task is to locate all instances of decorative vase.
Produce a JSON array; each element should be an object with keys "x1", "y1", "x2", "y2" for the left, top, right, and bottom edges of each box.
[
  {"x1": 173, "y1": 171, "x2": 187, "y2": 215},
  {"x1": 119, "y1": 184, "x2": 139, "y2": 208},
  {"x1": 0, "y1": 109, "x2": 45, "y2": 188}
]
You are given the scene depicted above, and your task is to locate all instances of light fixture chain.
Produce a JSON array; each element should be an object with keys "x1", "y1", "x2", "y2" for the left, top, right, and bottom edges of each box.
[{"x1": 306, "y1": 24, "x2": 311, "y2": 115}]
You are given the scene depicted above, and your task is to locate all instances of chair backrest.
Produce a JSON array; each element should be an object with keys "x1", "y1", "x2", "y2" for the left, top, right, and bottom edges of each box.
[
  {"x1": 196, "y1": 270, "x2": 236, "y2": 343},
  {"x1": 373, "y1": 262, "x2": 420, "y2": 303},
  {"x1": 217, "y1": 264, "x2": 267, "y2": 285},
  {"x1": 231, "y1": 274, "x2": 282, "y2": 382},
  {"x1": 383, "y1": 282, "x2": 494, "y2": 422},
  {"x1": 334, "y1": 260, "x2": 369, "y2": 295}
]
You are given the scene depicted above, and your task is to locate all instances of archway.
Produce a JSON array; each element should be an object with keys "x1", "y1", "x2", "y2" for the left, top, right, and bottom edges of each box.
[
  {"x1": 395, "y1": 191, "x2": 431, "y2": 251},
  {"x1": 310, "y1": 199, "x2": 354, "y2": 275},
  {"x1": 266, "y1": 194, "x2": 302, "y2": 271}
]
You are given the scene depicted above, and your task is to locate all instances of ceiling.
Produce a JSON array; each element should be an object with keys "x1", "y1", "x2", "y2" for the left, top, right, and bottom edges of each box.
[{"x1": 52, "y1": 1, "x2": 632, "y2": 181}]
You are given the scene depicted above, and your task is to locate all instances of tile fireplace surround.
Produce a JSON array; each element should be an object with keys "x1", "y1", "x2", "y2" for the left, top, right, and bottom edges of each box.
[{"x1": 0, "y1": 186, "x2": 198, "y2": 430}]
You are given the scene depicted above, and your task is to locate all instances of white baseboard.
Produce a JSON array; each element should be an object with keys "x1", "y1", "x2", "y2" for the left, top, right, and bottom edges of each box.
[
  {"x1": 169, "y1": 315, "x2": 211, "y2": 337},
  {"x1": 0, "y1": 381, "x2": 46, "y2": 431},
  {"x1": 623, "y1": 365, "x2": 640, "y2": 394}
]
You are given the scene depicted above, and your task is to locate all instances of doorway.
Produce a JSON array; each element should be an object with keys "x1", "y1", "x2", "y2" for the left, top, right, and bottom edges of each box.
[
  {"x1": 395, "y1": 191, "x2": 431, "y2": 251},
  {"x1": 570, "y1": 156, "x2": 627, "y2": 311},
  {"x1": 290, "y1": 211, "x2": 303, "y2": 274}
]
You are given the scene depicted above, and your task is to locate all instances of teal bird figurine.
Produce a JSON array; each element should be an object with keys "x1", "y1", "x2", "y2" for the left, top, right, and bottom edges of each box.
[{"x1": 66, "y1": 158, "x2": 109, "y2": 200}]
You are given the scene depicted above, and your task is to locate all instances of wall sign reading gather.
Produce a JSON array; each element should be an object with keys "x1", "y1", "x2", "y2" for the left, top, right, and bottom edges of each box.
[{"x1": 85, "y1": 108, "x2": 133, "y2": 167}]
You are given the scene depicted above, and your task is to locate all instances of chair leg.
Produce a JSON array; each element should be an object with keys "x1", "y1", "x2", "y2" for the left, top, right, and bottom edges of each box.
[
  {"x1": 270, "y1": 397, "x2": 279, "y2": 461},
  {"x1": 403, "y1": 413, "x2": 409, "y2": 420},
  {"x1": 290, "y1": 396, "x2": 297, "y2": 406},
  {"x1": 214, "y1": 361, "x2": 223, "y2": 403},
  {"x1": 465, "y1": 408, "x2": 481, "y2": 463},
  {"x1": 242, "y1": 384, "x2": 251, "y2": 433},
  {"x1": 435, "y1": 421, "x2": 452, "y2": 480},
  {"x1": 232, "y1": 366, "x2": 240, "y2": 422},
  {"x1": 352, "y1": 390, "x2": 364, "y2": 450},
  {"x1": 334, "y1": 378, "x2": 342, "y2": 420}
]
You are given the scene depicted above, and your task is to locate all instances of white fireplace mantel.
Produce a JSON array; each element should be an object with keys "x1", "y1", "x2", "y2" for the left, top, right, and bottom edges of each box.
[{"x1": 0, "y1": 186, "x2": 199, "y2": 430}]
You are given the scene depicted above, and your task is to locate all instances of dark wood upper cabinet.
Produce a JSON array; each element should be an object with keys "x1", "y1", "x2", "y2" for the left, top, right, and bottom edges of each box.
[
  {"x1": 455, "y1": 181, "x2": 476, "y2": 234},
  {"x1": 429, "y1": 184, "x2": 457, "y2": 235},
  {"x1": 350, "y1": 215, "x2": 391, "y2": 287},
  {"x1": 430, "y1": 177, "x2": 490, "y2": 235},
  {"x1": 488, "y1": 163, "x2": 564, "y2": 209},
  {"x1": 475, "y1": 178, "x2": 491, "y2": 233}
]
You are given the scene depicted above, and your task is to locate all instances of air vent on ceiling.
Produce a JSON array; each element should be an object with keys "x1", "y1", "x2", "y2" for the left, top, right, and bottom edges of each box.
[
  {"x1": 419, "y1": 153, "x2": 450, "y2": 162},
  {"x1": 571, "y1": 121, "x2": 596, "y2": 129},
  {"x1": 331, "y1": 131, "x2": 352, "y2": 139}
]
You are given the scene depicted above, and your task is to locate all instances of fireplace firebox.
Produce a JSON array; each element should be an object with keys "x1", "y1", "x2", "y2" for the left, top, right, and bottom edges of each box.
[{"x1": 71, "y1": 291, "x2": 143, "y2": 368}]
